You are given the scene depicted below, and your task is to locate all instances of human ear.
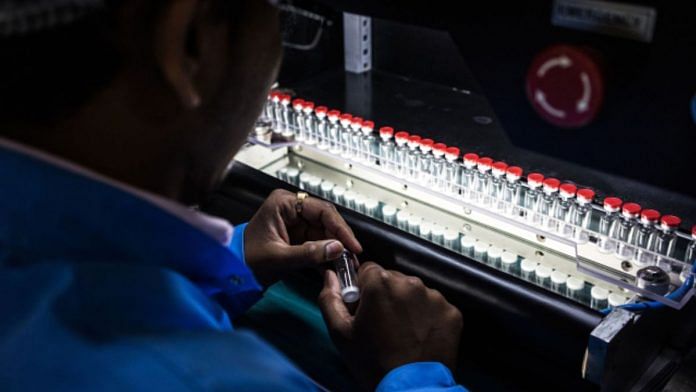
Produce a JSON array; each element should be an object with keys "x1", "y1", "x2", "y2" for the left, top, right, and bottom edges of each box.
[{"x1": 154, "y1": 0, "x2": 202, "y2": 109}]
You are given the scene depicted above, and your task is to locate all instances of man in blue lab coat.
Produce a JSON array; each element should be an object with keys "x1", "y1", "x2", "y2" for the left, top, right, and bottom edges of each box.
[{"x1": 0, "y1": 1, "x2": 465, "y2": 390}]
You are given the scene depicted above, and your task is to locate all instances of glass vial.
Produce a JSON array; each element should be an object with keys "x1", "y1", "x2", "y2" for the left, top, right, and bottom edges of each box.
[
  {"x1": 590, "y1": 286, "x2": 609, "y2": 310},
  {"x1": 596, "y1": 197, "x2": 622, "y2": 253},
  {"x1": 488, "y1": 161, "x2": 508, "y2": 209},
  {"x1": 612, "y1": 202, "x2": 641, "y2": 260},
  {"x1": 327, "y1": 110, "x2": 342, "y2": 154},
  {"x1": 444, "y1": 147, "x2": 461, "y2": 195},
  {"x1": 570, "y1": 188, "x2": 595, "y2": 243},
  {"x1": 555, "y1": 183, "x2": 577, "y2": 237},
  {"x1": 315, "y1": 106, "x2": 329, "y2": 149},
  {"x1": 333, "y1": 250, "x2": 360, "y2": 303},
  {"x1": 461, "y1": 153, "x2": 479, "y2": 202},
  {"x1": 501, "y1": 166, "x2": 523, "y2": 216},
  {"x1": 536, "y1": 178, "x2": 560, "y2": 231},
  {"x1": 378, "y1": 127, "x2": 396, "y2": 173},
  {"x1": 630, "y1": 209, "x2": 660, "y2": 266},
  {"x1": 524, "y1": 173, "x2": 545, "y2": 224}
]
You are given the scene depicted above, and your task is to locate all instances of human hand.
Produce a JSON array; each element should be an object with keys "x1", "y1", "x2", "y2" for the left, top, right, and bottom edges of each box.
[
  {"x1": 318, "y1": 262, "x2": 463, "y2": 389},
  {"x1": 245, "y1": 189, "x2": 362, "y2": 286}
]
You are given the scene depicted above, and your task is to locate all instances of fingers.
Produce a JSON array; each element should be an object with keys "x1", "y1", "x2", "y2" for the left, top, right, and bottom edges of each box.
[
  {"x1": 318, "y1": 270, "x2": 353, "y2": 339},
  {"x1": 274, "y1": 189, "x2": 362, "y2": 255},
  {"x1": 276, "y1": 239, "x2": 345, "y2": 268}
]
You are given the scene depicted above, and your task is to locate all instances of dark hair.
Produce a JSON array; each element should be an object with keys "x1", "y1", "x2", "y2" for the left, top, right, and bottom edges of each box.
[{"x1": 0, "y1": 2, "x2": 133, "y2": 125}]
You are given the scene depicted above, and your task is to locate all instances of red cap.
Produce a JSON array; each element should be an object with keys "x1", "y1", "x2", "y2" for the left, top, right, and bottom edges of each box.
[
  {"x1": 379, "y1": 126, "x2": 394, "y2": 136},
  {"x1": 408, "y1": 135, "x2": 422, "y2": 144},
  {"x1": 576, "y1": 188, "x2": 595, "y2": 202},
  {"x1": 280, "y1": 94, "x2": 291, "y2": 103},
  {"x1": 446, "y1": 147, "x2": 461, "y2": 158},
  {"x1": 492, "y1": 161, "x2": 508, "y2": 175},
  {"x1": 302, "y1": 101, "x2": 314, "y2": 111},
  {"x1": 351, "y1": 117, "x2": 363, "y2": 126},
  {"x1": 340, "y1": 113, "x2": 353, "y2": 122},
  {"x1": 661, "y1": 215, "x2": 681, "y2": 228},
  {"x1": 691, "y1": 225, "x2": 696, "y2": 237},
  {"x1": 419, "y1": 140, "x2": 434, "y2": 153},
  {"x1": 477, "y1": 157, "x2": 493, "y2": 168},
  {"x1": 362, "y1": 120, "x2": 374, "y2": 129},
  {"x1": 621, "y1": 202, "x2": 641, "y2": 216},
  {"x1": 271, "y1": 91, "x2": 281, "y2": 101},
  {"x1": 603, "y1": 197, "x2": 622, "y2": 211},
  {"x1": 640, "y1": 209, "x2": 660, "y2": 222},
  {"x1": 506, "y1": 166, "x2": 523, "y2": 179},
  {"x1": 527, "y1": 173, "x2": 545, "y2": 187},
  {"x1": 559, "y1": 183, "x2": 577, "y2": 197},
  {"x1": 433, "y1": 143, "x2": 447, "y2": 152},
  {"x1": 395, "y1": 131, "x2": 410, "y2": 141},
  {"x1": 464, "y1": 153, "x2": 479, "y2": 164},
  {"x1": 292, "y1": 98, "x2": 305, "y2": 108},
  {"x1": 542, "y1": 178, "x2": 560, "y2": 191},
  {"x1": 315, "y1": 106, "x2": 328, "y2": 114}
]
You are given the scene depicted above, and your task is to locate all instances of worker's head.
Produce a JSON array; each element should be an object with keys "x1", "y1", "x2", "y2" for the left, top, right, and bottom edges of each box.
[{"x1": 0, "y1": 0, "x2": 282, "y2": 203}]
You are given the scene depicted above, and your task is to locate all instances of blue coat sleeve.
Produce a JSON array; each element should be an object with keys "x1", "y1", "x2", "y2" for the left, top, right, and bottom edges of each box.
[
  {"x1": 376, "y1": 362, "x2": 468, "y2": 392},
  {"x1": 229, "y1": 222, "x2": 249, "y2": 265}
]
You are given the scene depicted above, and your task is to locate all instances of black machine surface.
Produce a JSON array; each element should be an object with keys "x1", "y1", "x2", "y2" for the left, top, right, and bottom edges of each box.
[{"x1": 204, "y1": 1, "x2": 696, "y2": 390}]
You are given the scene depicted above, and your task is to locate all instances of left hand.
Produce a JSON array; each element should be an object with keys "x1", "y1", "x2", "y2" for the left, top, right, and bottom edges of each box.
[{"x1": 244, "y1": 189, "x2": 362, "y2": 285}]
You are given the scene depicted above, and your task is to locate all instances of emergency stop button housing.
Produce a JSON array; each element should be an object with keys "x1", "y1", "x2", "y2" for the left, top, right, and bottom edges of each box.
[{"x1": 526, "y1": 45, "x2": 604, "y2": 128}]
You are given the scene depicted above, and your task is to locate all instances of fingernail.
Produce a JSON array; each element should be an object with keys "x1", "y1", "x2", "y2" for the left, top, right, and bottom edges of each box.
[{"x1": 325, "y1": 241, "x2": 343, "y2": 260}]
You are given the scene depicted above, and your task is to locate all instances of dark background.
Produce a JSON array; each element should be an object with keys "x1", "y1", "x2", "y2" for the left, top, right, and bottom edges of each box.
[{"x1": 277, "y1": 0, "x2": 696, "y2": 228}]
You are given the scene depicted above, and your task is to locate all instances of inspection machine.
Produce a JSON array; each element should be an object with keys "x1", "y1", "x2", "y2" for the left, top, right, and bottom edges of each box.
[{"x1": 203, "y1": 1, "x2": 696, "y2": 390}]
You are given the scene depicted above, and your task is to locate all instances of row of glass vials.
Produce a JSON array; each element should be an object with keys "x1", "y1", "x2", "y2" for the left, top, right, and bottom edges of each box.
[
  {"x1": 263, "y1": 93, "x2": 696, "y2": 274},
  {"x1": 275, "y1": 165, "x2": 632, "y2": 310}
]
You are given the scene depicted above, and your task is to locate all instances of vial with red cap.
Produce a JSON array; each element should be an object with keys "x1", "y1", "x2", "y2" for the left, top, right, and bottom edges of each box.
[
  {"x1": 302, "y1": 102, "x2": 316, "y2": 145},
  {"x1": 291, "y1": 98, "x2": 305, "y2": 140},
  {"x1": 597, "y1": 197, "x2": 622, "y2": 253},
  {"x1": 270, "y1": 92, "x2": 283, "y2": 130},
  {"x1": 315, "y1": 106, "x2": 329, "y2": 150},
  {"x1": 611, "y1": 202, "x2": 641, "y2": 260},
  {"x1": 264, "y1": 91, "x2": 276, "y2": 122},
  {"x1": 523, "y1": 173, "x2": 545, "y2": 224},
  {"x1": 444, "y1": 147, "x2": 461, "y2": 195},
  {"x1": 359, "y1": 121, "x2": 377, "y2": 165},
  {"x1": 487, "y1": 161, "x2": 508, "y2": 209},
  {"x1": 460, "y1": 153, "x2": 479, "y2": 201},
  {"x1": 394, "y1": 131, "x2": 411, "y2": 179},
  {"x1": 327, "y1": 110, "x2": 341, "y2": 153},
  {"x1": 406, "y1": 135, "x2": 423, "y2": 179},
  {"x1": 649, "y1": 215, "x2": 681, "y2": 260},
  {"x1": 535, "y1": 178, "x2": 560, "y2": 231},
  {"x1": 570, "y1": 188, "x2": 595, "y2": 243},
  {"x1": 279, "y1": 94, "x2": 292, "y2": 135},
  {"x1": 338, "y1": 114, "x2": 353, "y2": 158},
  {"x1": 378, "y1": 127, "x2": 396, "y2": 173},
  {"x1": 348, "y1": 117, "x2": 364, "y2": 160},
  {"x1": 473, "y1": 157, "x2": 493, "y2": 205},
  {"x1": 685, "y1": 225, "x2": 696, "y2": 263},
  {"x1": 554, "y1": 183, "x2": 577, "y2": 237},
  {"x1": 630, "y1": 209, "x2": 660, "y2": 266},
  {"x1": 501, "y1": 166, "x2": 523, "y2": 216},
  {"x1": 430, "y1": 143, "x2": 447, "y2": 189},
  {"x1": 416, "y1": 139, "x2": 434, "y2": 186}
]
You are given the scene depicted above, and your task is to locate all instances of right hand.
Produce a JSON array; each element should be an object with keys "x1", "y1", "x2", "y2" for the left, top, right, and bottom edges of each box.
[{"x1": 318, "y1": 262, "x2": 463, "y2": 389}]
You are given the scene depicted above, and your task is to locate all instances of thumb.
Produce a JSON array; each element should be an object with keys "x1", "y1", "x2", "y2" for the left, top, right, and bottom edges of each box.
[
  {"x1": 318, "y1": 270, "x2": 353, "y2": 340},
  {"x1": 280, "y1": 239, "x2": 344, "y2": 267}
]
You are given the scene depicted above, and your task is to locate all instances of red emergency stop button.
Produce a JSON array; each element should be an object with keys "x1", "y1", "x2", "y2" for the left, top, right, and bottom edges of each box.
[{"x1": 526, "y1": 45, "x2": 604, "y2": 128}]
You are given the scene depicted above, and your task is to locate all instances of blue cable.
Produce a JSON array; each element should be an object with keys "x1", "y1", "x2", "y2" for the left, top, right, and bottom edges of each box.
[{"x1": 600, "y1": 263, "x2": 696, "y2": 315}]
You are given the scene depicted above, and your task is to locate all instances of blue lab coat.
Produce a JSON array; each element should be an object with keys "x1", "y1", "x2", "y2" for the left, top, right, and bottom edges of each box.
[{"x1": 0, "y1": 143, "x2": 465, "y2": 391}]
